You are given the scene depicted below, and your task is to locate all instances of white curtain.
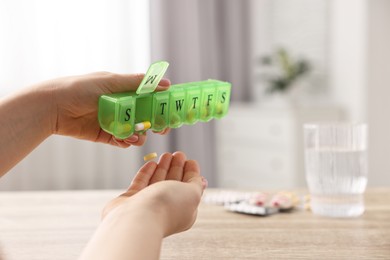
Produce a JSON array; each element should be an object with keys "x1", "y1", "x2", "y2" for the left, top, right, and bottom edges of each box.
[
  {"x1": 0, "y1": 0, "x2": 151, "y2": 190},
  {"x1": 147, "y1": 0, "x2": 253, "y2": 187}
]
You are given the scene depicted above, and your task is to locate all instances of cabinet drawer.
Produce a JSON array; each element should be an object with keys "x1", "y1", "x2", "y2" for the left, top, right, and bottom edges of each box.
[
  {"x1": 217, "y1": 114, "x2": 293, "y2": 145},
  {"x1": 216, "y1": 104, "x2": 341, "y2": 189},
  {"x1": 217, "y1": 146, "x2": 296, "y2": 189}
]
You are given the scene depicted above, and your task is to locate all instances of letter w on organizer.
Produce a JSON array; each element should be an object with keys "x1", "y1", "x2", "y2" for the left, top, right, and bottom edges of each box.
[{"x1": 175, "y1": 99, "x2": 184, "y2": 111}]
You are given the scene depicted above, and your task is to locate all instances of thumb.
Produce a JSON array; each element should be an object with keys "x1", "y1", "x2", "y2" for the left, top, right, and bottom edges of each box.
[
  {"x1": 102, "y1": 73, "x2": 144, "y2": 93},
  {"x1": 185, "y1": 175, "x2": 205, "y2": 200},
  {"x1": 183, "y1": 160, "x2": 207, "y2": 192},
  {"x1": 102, "y1": 73, "x2": 171, "y2": 93},
  {"x1": 187, "y1": 175, "x2": 208, "y2": 191}
]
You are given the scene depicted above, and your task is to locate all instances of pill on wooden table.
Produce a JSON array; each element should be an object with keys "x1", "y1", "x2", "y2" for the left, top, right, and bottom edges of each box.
[
  {"x1": 143, "y1": 152, "x2": 158, "y2": 161},
  {"x1": 249, "y1": 192, "x2": 269, "y2": 206}
]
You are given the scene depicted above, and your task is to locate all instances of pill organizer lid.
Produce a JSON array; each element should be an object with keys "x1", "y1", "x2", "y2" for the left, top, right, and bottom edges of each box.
[{"x1": 136, "y1": 61, "x2": 169, "y2": 95}]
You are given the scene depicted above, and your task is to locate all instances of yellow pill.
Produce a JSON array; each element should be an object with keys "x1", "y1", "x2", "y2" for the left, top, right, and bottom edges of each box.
[
  {"x1": 304, "y1": 203, "x2": 311, "y2": 211},
  {"x1": 154, "y1": 116, "x2": 166, "y2": 130},
  {"x1": 123, "y1": 124, "x2": 132, "y2": 132},
  {"x1": 170, "y1": 113, "x2": 181, "y2": 125},
  {"x1": 116, "y1": 122, "x2": 127, "y2": 134},
  {"x1": 143, "y1": 152, "x2": 158, "y2": 162},
  {"x1": 187, "y1": 109, "x2": 195, "y2": 121},
  {"x1": 216, "y1": 103, "x2": 223, "y2": 115},
  {"x1": 135, "y1": 121, "x2": 151, "y2": 131},
  {"x1": 109, "y1": 121, "x2": 115, "y2": 132},
  {"x1": 203, "y1": 107, "x2": 210, "y2": 116}
]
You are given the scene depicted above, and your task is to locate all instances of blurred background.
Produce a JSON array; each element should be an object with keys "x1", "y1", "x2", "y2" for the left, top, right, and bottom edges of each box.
[{"x1": 0, "y1": 0, "x2": 389, "y2": 190}]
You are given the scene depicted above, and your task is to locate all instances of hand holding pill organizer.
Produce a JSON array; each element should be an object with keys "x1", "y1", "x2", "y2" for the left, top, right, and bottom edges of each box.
[{"x1": 98, "y1": 61, "x2": 232, "y2": 139}]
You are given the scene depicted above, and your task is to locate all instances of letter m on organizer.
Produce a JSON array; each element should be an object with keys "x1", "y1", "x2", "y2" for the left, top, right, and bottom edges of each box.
[{"x1": 145, "y1": 75, "x2": 157, "y2": 85}]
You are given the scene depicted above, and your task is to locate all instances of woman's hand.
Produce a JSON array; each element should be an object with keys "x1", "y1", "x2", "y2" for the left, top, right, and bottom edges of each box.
[
  {"x1": 0, "y1": 72, "x2": 170, "y2": 176},
  {"x1": 50, "y1": 72, "x2": 171, "y2": 147},
  {"x1": 80, "y1": 152, "x2": 207, "y2": 260},
  {"x1": 103, "y1": 151, "x2": 207, "y2": 236}
]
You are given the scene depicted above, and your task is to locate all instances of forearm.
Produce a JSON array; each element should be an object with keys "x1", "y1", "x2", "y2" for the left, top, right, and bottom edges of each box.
[
  {"x1": 0, "y1": 84, "x2": 54, "y2": 176},
  {"x1": 80, "y1": 206, "x2": 164, "y2": 260}
]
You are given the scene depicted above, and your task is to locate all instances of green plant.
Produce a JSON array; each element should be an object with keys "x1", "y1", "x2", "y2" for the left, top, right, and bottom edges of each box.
[{"x1": 259, "y1": 48, "x2": 311, "y2": 94}]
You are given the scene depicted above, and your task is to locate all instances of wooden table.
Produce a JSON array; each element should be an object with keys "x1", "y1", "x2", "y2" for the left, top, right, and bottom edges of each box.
[{"x1": 0, "y1": 189, "x2": 389, "y2": 260}]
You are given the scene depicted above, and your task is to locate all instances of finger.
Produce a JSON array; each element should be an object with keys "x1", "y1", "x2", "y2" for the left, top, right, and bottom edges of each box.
[
  {"x1": 101, "y1": 73, "x2": 170, "y2": 93},
  {"x1": 155, "y1": 78, "x2": 171, "y2": 91},
  {"x1": 189, "y1": 175, "x2": 206, "y2": 192},
  {"x1": 183, "y1": 160, "x2": 206, "y2": 193},
  {"x1": 158, "y1": 78, "x2": 171, "y2": 87},
  {"x1": 111, "y1": 137, "x2": 131, "y2": 148},
  {"x1": 150, "y1": 153, "x2": 173, "y2": 184},
  {"x1": 182, "y1": 160, "x2": 200, "y2": 182},
  {"x1": 201, "y1": 176, "x2": 208, "y2": 189},
  {"x1": 100, "y1": 73, "x2": 145, "y2": 93},
  {"x1": 152, "y1": 128, "x2": 171, "y2": 135},
  {"x1": 102, "y1": 160, "x2": 158, "y2": 218},
  {"x1": 122, "y1": 135, "x2": 139, "y2": 145},
  {"x1": 128, "y1": 133, "x2": 147, "y2": 146},
  {"x1": 166, "y1": 151, "x2": 187, "y2": 181},
  {"x1": 122, "y1": 161, "x2": 158, "y2": 196},
  {"x1": 96, "y1": 129, "x2": 115, "y2": 144},
  {"x1": 163, "y1": 128, "x2": 171, "y2": 135},
  {"x1": 95, "y1": 129, "x2": 134, "y2": 148}
]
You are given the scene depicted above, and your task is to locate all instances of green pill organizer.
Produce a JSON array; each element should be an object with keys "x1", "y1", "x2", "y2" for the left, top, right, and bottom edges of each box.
[{"x1": 98, "y1": 61, "x2": 231, "y2": 139}]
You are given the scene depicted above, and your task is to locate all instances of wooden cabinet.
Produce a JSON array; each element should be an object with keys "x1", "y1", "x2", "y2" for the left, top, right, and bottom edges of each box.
[{"x1": 215, "y1": 104, "x2": 342, "y2": 189}]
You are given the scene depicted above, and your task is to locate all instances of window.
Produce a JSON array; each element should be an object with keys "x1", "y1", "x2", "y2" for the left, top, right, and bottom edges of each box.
[{"x1": 0, "y1": 0, "x2": 150, "y2": 95}]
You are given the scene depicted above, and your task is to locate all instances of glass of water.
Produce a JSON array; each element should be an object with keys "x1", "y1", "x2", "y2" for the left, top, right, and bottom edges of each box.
[{"x1": 303, "y1": 122, "x2": 368, "y2": 218}]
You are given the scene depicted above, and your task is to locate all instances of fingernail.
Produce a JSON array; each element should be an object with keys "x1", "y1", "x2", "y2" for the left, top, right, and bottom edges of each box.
[
  {"x1": 127, "y1": 135, "x2": 139, "y2": 142},
  {"x1": 159, "y1": 78, "x2": 171, "y2": 86},
  {"x1": 201, "y1": 176, "x2": 208, "y2": 189},
  {"x1": 112, "y1": 137, "x2": 121, "y2": 145}
]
